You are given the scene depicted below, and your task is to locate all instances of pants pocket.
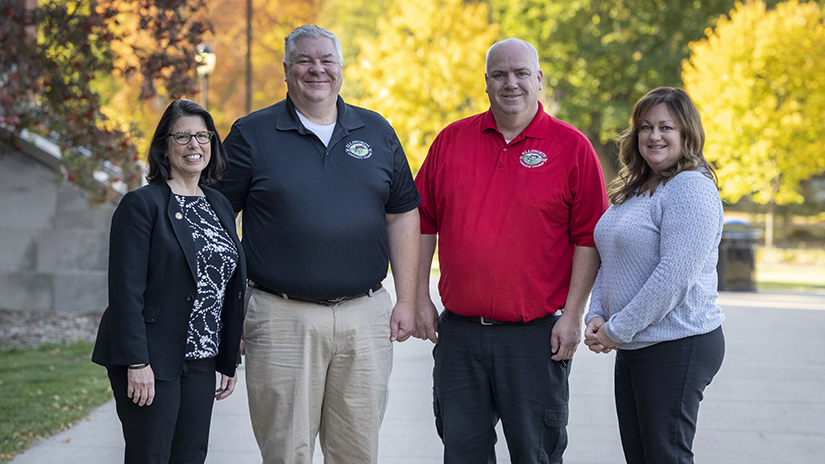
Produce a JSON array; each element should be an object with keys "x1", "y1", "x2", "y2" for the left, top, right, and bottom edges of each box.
[
  {"x1": 543, "y1": 406, "x2": 568, "y2": 428},
  {"x1": 539, "y1": 407, "x2": 569, "y2": 464}
]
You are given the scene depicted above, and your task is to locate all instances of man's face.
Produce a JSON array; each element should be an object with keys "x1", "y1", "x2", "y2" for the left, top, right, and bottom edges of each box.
[
  {"x1": 485, "y1": 42, "x2": 543, "y2": 118},
  {"x1": 284, "y1": 36, "x2": 343, "y2": 107}
]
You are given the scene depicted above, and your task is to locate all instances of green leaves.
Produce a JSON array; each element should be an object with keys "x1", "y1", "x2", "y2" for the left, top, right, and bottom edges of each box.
[{"x1": 488, "y1": 0, "x2": 774, "y2": 175}]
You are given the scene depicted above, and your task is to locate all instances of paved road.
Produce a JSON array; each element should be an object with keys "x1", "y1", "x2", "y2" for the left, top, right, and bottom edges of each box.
[{"x1": 11, "y1": 282, "x2": 825, "y2": 463}]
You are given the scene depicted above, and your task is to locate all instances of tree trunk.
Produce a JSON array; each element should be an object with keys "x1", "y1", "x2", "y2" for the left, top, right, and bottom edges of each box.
[
  {"x1": 764, "y1": 176, "x2": 782, "y2": 257},
  {"x1": 588, "y1": 133, "x2": 618, "y2": 185},
  {"x1": 765, "y1": 201, "x2": 775, "y2": 253}
]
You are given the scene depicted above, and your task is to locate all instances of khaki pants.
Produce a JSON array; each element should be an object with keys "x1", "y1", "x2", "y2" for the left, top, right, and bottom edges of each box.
[{"x1": 244, "y1": 286, "x2": 394, "y2": 464}]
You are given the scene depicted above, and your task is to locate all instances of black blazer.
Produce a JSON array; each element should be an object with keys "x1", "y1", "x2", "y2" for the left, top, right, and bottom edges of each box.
[{"x1": 93, "y1": 183, "x2": 246, "y2": 381}]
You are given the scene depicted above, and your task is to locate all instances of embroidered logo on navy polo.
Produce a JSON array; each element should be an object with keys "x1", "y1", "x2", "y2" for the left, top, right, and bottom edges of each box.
[
  {"x1": 346, "y1": 140, "x2": 372, "y2": 159},
  {"x1": 519, "y1": 149, "x2": 547, "y2": 168}
]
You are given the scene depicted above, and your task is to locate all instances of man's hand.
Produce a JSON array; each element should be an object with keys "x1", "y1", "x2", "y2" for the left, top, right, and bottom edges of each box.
[
  {"x1": 386, "y1": 209, "x2": 420, "y2": 343},
  {"x1": 584, "y1": 317, "x2": 615, "y2": 354},
  {"x1": 414, "y1": 234, "x2": 439, "y2": 344},
  {"x1": 550, "y1": 311, "x2": 582, "y2": 361},
  {"x1": 413, "y1": 298, "x2": 439, "y2": 343},
  {"x1": 390, "y1": 300, "x2": 416, "y2": 342},
  {"x1": 551, "y1": 245, "x2": 599, "y2": 361}
]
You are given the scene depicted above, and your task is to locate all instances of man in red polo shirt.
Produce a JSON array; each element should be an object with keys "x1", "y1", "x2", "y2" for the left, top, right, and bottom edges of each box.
[{"x1": 414, "y1": 38, "x2": 608, "y2": 463}]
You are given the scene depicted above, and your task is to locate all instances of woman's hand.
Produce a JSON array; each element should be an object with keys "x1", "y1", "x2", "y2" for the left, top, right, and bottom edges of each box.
[
  {"x1": 127, "y1": 364, "x2": 155, "y2": 406},
  {"x1": 584, "y1": 317, "x2": 617, "y2": 354},
  {"x1": 215, "y1": 372, "x2": 238, "y2": 400}
]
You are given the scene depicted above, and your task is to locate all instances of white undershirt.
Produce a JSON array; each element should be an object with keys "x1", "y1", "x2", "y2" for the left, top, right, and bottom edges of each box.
[{"x1": 296, "y1": 111, "x2": 336, "y2": 147}]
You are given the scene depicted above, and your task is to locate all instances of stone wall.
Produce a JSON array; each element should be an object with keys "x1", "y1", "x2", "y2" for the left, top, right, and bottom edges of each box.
[{"x1": 0, "y1": 137, "x2": 115, "y2": 314}]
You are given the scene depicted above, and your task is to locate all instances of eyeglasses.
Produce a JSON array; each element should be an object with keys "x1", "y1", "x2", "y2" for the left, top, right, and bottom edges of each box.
[{"x1": 169, "y1": 131, "x2": 214, "y2": 145}]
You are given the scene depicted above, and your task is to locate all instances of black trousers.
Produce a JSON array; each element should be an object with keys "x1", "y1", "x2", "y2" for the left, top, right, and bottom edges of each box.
[
  {"x1": 433, "y1": 310, "x2": 569, "y2": 464},
  {"x1": 108, "y1": 358, "x2": 217, "y2": 464},
  {"x1": 615, "y1": 326, "x2": 725, "y2": 464}
]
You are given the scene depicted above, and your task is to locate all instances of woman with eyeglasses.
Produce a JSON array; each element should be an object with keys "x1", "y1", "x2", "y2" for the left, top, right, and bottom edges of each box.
[{"x1": 93, "y1": 99, "x2": 246, "y2": 464}]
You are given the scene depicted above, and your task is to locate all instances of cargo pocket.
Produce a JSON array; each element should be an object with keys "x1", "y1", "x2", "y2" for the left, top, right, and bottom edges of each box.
[
  {"x1": 539, "y1": 407, "x2": 569, "y2": 464},
  {"x1": 543, "y1": 406, "x2": 568, "y2": 428}
]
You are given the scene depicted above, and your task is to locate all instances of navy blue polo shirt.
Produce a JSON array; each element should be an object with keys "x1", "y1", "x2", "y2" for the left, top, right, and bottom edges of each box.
[{"x1": 213, "y1": 95, "x2": 421, "y2": 300}]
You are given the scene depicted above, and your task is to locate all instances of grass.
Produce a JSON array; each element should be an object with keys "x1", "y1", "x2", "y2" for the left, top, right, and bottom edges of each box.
[
  {"x1": 755, "y1": 246, "x2": 825, "y2": 266},
  {"x1": 754, "y1": 246, "x2": 825, "y2": 291},
  {"x1": 755, "y1": 263, "x2": 825, "y2": 291},
  {"x1": 0, "y1": 341, "x2": 111, "y2": 463}
]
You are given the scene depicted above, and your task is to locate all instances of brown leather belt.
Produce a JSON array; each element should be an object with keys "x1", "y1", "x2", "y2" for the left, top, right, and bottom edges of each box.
[{"x1": 250, "y1": 281, "x2": 383, "y2": 306}]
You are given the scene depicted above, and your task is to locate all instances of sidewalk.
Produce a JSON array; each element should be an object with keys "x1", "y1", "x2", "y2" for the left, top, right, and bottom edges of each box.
[{"x1": 10, "y1": 282, "x2": 825, "y2": 463}]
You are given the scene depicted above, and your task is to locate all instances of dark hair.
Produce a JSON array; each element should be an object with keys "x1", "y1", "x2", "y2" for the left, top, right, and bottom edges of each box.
[
  {"x1": 608, "y1": 87, "x2": 718, "y2": 204},
  {"x1": 146, "y1": 99, "x2": 228, "y2": 186}
]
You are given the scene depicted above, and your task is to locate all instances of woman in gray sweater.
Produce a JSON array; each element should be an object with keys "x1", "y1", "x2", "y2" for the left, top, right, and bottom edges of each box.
[{"x1": 584, "y1": 87, "x2": 725, "y2": 463}]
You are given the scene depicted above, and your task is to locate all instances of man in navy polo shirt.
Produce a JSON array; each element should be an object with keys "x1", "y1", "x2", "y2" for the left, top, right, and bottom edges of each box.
[
  {"x1": 213, "y1": 24, "x2": 421, "y2": 464},
  {"x1": 414, "y1": 38, "x2": 608, "y2": 463}
]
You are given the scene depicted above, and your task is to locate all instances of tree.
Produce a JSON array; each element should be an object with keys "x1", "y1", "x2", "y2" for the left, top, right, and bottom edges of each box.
[
  {"x1": 317, "y1": 0, "x2": 390, "y2": 99},
  {"x1": 683, "y1": 0, "x2": 825, "y2": 250},
  {"x1": 206, "y1": 0, "x2": 321, "y2": 135},
  {"x1": 488, "y1": 0, "x2": 783, "y2": 180},
  {"x1": 0, "y1": 0, "x2": 210, "y2": 202},
  {"x1": 318, "y1": 0, "x2": 390, "y2": 63},
  {"x1": 68, "y1": 0, "x2": 322, "y2": 172},
  {"x1": 346, "y1": 0, "x2": 499, "y2": 170}
]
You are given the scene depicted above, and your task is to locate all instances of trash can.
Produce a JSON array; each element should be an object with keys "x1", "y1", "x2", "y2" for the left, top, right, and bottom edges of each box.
[{"x1": 717, "y1": 226, "x2": 761, "y2": 292}]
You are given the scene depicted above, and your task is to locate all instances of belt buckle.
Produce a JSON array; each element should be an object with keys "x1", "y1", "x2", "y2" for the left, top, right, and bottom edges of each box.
[
  {"x1": 479, "y1": 316, "x2": 494, "y2": 326},
  {"x1": 325, "y1": 296, "x2": 347, "y2": 305}
]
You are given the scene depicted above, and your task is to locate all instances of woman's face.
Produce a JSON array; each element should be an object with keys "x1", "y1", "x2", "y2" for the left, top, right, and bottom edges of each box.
[
  {"x1": 638, "y1": 103, "x2": 683, "y2": 173},
  {"x1": 166, "y1": 115, "x2": 211, "y2": 181}
]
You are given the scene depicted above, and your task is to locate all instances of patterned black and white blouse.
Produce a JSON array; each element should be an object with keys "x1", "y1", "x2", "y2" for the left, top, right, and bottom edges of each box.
[{"x1": 176, "y1": 194, "x2": 239, "y2": 360}]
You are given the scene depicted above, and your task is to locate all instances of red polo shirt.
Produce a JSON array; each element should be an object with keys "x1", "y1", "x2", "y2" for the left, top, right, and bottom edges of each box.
[{"x1": 416, "y1": 104, "x2": 607, "y2": 322}]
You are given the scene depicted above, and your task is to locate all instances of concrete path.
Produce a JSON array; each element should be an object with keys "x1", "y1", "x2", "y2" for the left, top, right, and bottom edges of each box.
[{"x1": 10, "y1": 281, "x2": 825, "y2": 463}]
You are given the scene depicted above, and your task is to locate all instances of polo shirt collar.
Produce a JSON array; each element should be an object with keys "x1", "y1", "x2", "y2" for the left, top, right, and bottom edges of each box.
[
  {"x1": 278, "y1": 94, "x2": 365, "y2": 134},
  {"x1": 481, "y1": 101, "x2": 551, "y2": 141}
]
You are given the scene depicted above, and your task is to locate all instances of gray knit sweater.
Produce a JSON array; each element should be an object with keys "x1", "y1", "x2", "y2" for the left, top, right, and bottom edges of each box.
[{"x1": 585, "y1": 170, "x2": 725, "y2": 350}]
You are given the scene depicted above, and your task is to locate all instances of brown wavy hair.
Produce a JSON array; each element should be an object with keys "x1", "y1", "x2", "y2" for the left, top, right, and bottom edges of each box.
[{"x1": 608, "y1": 87, "x2": 717, "y2": 205}]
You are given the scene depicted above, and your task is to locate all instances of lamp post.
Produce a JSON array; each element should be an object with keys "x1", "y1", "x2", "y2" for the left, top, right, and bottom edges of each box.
[
  {"x1": 195, "y1": 44, "x2": 217, "y2": 110},
  {"x1": 246, "y1": 0, "x2": 252, "y2": 114}
]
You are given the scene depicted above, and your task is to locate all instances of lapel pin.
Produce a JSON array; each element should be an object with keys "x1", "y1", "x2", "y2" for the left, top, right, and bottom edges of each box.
[{"x1": 175, "y1": 212, "x2": 183, "y2": 220}]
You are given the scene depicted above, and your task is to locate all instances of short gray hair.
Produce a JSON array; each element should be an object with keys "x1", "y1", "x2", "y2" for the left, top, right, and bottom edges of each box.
[
  {"x1": 485, "y1": 38, "x2": 540, "y2": 74},
  {"x1": 283, "y1": 25, "x2": 343, "y2": 66}
]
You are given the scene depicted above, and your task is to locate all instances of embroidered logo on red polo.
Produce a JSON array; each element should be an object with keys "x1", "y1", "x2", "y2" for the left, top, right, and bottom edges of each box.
[
  {"x1": 346, "y1": 140, "x2": 372, "y2": 159},
  {"x1": 519, "y1": 150, "x2": 547, "y2": 168}
]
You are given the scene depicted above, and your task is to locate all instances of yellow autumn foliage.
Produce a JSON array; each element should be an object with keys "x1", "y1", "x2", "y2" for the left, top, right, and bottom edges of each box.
[
  {"x1": 345, "y1": 0, "x2": 499, "y2": 171},
  {"x1": 683, "y1": 0, "x2": 825, "y2": 205}
]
